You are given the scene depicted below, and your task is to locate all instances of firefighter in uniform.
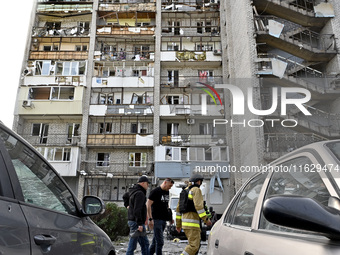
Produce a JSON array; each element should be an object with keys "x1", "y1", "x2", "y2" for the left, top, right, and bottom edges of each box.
[{"x1": 175, "y1": 174, "x2": 212, "y2": 255}]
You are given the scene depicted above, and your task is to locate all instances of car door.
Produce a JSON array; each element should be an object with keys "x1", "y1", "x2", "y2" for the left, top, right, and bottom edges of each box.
[
  {"x1": 241, "y1": 152, "x2": 340, "y2": 255},
  {"x1": 0, "y1": 127, "x2": 100, "y2": 255},
  {"x1": 0, "y1": 140, "x2": 30, "y2": 254},
  {"x1": 209, "y1": 173, "x2": 267, "y2": 255}
]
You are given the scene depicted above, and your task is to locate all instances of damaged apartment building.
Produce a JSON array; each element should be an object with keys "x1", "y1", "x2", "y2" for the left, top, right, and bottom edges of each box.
[{"x1": 13, "y1": 0, "x2": 340, "y2": 214}]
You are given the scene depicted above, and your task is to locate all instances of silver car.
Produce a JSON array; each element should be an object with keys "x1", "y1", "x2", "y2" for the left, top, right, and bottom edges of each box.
[
  {"x1": 0, "y1": 121, "x2": 115, "y2": 255},
  {"x1": 208, "y1": 140, "x2": 340, "y2": 255}
]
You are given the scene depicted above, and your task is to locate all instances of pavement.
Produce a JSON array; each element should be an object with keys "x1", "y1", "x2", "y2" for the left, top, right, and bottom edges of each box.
[{"x1": 114, "y1": 232, "x2": 208, "y2": 255}]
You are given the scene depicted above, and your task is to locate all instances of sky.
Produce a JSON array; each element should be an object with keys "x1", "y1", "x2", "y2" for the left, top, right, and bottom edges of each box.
[{"x1": 0, "y1": 0, "x2": 35, "y2": 128}]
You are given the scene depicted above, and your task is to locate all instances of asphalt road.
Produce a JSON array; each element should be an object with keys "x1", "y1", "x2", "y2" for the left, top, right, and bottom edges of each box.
[{"x1": 114, "y1": 233, "x2": 208, "y2": 255}]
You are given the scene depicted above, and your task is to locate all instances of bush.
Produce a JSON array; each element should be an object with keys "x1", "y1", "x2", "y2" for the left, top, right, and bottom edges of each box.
[{"x1": 91, "y1": 203, "x2": 129, "y2": 241}]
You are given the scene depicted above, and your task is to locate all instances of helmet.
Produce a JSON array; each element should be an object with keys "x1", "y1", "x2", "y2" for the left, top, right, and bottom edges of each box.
[{"x1": 189, "y1": 173, "x2": 204, "y2": 183}]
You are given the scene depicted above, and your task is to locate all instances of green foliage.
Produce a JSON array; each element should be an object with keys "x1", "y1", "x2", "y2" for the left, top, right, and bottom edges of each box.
[{"x1": 91, "y1": 203, "x2": 129, "y2": 241}]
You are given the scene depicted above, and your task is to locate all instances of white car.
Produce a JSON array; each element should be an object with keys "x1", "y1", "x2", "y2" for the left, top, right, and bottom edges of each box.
[{"x1": 208, "y1": 140, "x2": 340, "y2": 255}]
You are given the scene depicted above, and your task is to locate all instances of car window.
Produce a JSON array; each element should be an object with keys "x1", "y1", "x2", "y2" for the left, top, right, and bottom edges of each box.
[
  {"x1": 259, "y1": 156, "x2": 331, "y2": 231},
  {"x1": 325, "y1": 141, "x2": 340, "y2": 163},
  {"x1": 224, "y1": 173, "x2": 266, "y2": 227},
  {"x1": 0, "y1": 128, "x2": 77, "y2": 215}
]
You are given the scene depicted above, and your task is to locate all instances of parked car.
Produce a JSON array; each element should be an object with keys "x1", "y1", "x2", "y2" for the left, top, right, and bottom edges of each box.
[
  {"x1": 208, "y1": 140, "x2": 340, "y2": 255},
  {"x1": 0, "y1": 121, "x2": 115, "y2": 255}
]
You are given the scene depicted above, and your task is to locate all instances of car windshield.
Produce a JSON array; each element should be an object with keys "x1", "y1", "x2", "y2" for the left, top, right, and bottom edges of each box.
[
  {"x1": 325, "y1": 142, "x2": 340, "y2": 163},
  {"x1": 170, "y1": 197, "x2": 179, "y2": 210}
]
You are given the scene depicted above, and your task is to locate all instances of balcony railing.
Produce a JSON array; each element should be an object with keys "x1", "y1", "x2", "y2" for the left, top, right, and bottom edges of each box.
[
  {"x1": 37, "y1": 4, "x2": 93, "y2": 12},
  {"x1": 32, "y1": 26, "x2": 90, "y2": 37},
  {"x1": 161, "y1": 0, "x2": 219, "y2": 11},
  {"x1": 264, "y1": 132, "x2": 327, "y2": 159},
  {"x1": 160, "y1": 75, "x2": 223, "y2": 88},
  {"x1": 94, "y1": 50, "x2": 154, "y2": 62},
  {"x1": 87, "y1": 133, "x2": 153, "y2": 146},
  {"x1": 83, "y1": 161, "x2": 153, "y2": 177},
  {"x1": 160, "y1": 134, "x2": 226, "y2": 146},
  {"x1": 29, "y1": 51, "x2": 88, "y2": 60},
  {"x1": 21, "y1": 134, "x2": 81, "y2": 147},
  {"x1": 99, "y1": 2, "x2": 156, "y2": 11},
  {"x1": 105, "y1": 105, "x2": 154, "y2": 115},
  {"x1": 256, "y1": 53, "x2": 339, "y2": 93},
  {"x1": 96, "y1": 26, "x2": 155, "y2": 36},
  {"x1": 99, "y1": 0, "x2": 155, "y2": 3},
  {"x1": 254, "y1": 16, "x2": 336, "y2": 52}
]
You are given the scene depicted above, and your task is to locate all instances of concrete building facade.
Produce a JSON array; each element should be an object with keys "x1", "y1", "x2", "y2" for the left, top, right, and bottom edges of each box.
[{"x1": 13, "y1": 0, "x2": 340, "y2": 214}]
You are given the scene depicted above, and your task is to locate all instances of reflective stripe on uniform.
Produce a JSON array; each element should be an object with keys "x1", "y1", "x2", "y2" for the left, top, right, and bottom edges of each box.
[
  {"x1": 181, "y1": 251, "x2": 190, "y2": 255},
  {"x1": 198, "y1": 211, "x2": 206, "y2": 218},
  {"x1": 176, "y1": 212, "x2": 181, "y2": 216},
  {"x1": 182, "y1": 218, "x2": 200, "y2": 224},
  {"x1": 188, "y1": 192, "x2": 193, "y2": 199},
  {"x1": 197, "y1": 209, "x2": 205, "y2": 215},
  {"x1": 176, "y1": 215, "x2": 182, "y2": 219},
  {"x1": 182, "y1": 222, "x2": 200, "y2": 228}
]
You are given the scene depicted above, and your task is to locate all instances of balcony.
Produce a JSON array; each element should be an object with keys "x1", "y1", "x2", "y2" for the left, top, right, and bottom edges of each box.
[
  {"x1": 83, "y1": 161, "x2": 153, "y2": 177},
  {"x1": 94, "y1": 49, "x2": 154, "y2": 62},
  {"x1": 87, "y1": 133, "x2": 153, "y2": 147},
  {"x1": 99, "y1": 2, "x2": 156, "y2": 12},
  {"x1": 25, "y1": 76, "x2": 85, "y2": 86},
  {"x1": 160, "y1": 75, "x2": 222, "y2": 88},
  {"x1": 90, "y1": 104, "x2": 153, "y2": 116},
  {"x1": 92, "y1": 76, "x2": 154, "y2": 87},
  {"x1": 253, "y1": 0, "x2": 334, "y2": 27},
  {"x1": 32, "y1": 26, "x2": 90, "y2": 37},
  {"x1": 96, "y1": 26, "x2": 155, "y2": 37},
  {"x1": 37, "y1": 3, "x2": 93, "y2": 17},
  {"x1": 160, "y1": 134, "x2": 227, "y2": 146},
  {"x1": 161, "y1": 0, "x2": 219, "y2": 12},
  {"x1": 160, "y1": 104, "x2": 223, "y2": 116},
  {"x1": 256, "y1": 53, "x2": 340, "y2": 98},
  {"x1": 255, "y1": 16, "x2": 337, "y2": 62},
  {"x1": 161, "y1": 51, "x2": 221, "y2": 62},
  {"x1": 21, "y1": 134, "x2": 81, "y2": 147},
  {"x1": 29, "y1": 51, "x2": 88, "y2": 60}
]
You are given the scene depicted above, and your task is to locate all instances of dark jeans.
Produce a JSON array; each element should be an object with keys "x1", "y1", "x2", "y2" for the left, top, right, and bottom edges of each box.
[
  {"x1": 126, "y1": 221, "x2": 150, "y2": 255},
  {"x1": 149, "y1": 219, "x2": 166, "y2": 255}
]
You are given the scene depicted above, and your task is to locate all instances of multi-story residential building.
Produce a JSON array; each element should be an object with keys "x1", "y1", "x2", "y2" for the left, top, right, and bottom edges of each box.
[{"x1": 13, "y1": 0, "x2": 340, "y2": 213}]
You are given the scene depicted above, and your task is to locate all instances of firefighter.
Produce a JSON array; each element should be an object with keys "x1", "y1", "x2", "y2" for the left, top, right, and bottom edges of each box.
[{"x1": 176, "y1": 174, "x2": 212, "y2": 255}]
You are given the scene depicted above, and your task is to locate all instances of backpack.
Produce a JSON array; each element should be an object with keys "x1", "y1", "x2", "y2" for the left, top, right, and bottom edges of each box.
[
  {"x1": 179, "y1": 185, "x2": 197, "y2": 213},
  {"x1": 123, "y1": 191, "x2": 130, "y2": 208}
]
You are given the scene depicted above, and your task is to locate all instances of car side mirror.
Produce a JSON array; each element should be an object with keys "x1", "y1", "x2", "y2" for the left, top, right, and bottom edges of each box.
[
  {"x1": 82, "y1": 196, "x2": 105, "y2": 216},
  {"x1": 263, "y1": 195, "x2": 340, "y2": 240}
]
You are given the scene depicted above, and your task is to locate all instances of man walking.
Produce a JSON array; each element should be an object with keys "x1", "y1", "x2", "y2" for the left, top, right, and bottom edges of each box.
[
  {"x1": 176, "y1": 174, "x2": 211, "y2": 255},
  {"x1": 126, "y1": 175, "x2": 150, "y2": 255},
  {"x1": 147, "y1": 178, "x2": 174, "y2": 255}
]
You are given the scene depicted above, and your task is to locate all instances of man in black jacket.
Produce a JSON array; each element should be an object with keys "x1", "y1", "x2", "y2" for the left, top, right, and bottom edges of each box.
[{"x1": 126, "y1": 176, "x2": 150, "y2": 255}]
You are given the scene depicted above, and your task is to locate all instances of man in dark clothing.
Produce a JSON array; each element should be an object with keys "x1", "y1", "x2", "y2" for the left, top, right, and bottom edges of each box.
[
  {"x1": 146, "y1": 178, "x2": 174, "y2": 255},
  {"x1": 126, "y1": 176, "x2": 150, "y2": 255}
]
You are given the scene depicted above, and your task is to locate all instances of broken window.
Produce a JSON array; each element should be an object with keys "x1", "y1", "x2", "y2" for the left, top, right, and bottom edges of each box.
[
  {"x1": 51, "y1": 87, "x2": 74, "y2": 100},
  {"x1": 167, "y1": 70, "x2": 179, "y2": 87},
  {"x1": 67, "y1": 123, "x2": 80, "y2": 144},
  {"x1": 199, "y1": 123, "x2": 214, "y2": 135},
  {"x1": 167, "y1": 96, "x2": 180, "y2": 104},
  {"x1": 35, "y1": 61, "x2": 51, "y2": 75},
  {"x1": 99, "y1": 123, "x2": 112, "y2": 133},
  {"x1": 129, "y1": 152, "x2": 147, "y2": 167},
  {"x1": 56, "y1": 61, "x2": 86, "y2": 75},
  {"x1": 97, "y1": 153, "x2": 110, "y2": 167},
  {"x1": 32, "y1": 123, "x2": 49, "y2": 144},
  {"x1": 99, "y1": 93, "x2": 114, "y2": 105},
  {"x1": 167, "y1": 123, "x2": 179, "y2": 136}
]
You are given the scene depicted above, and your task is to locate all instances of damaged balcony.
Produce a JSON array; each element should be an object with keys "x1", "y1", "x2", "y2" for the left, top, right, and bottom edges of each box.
[
  {"x1": 155, "y1": 145, "x2": 229, "y2": 179},
  {"x1": 83, "y1": 161, "x2": 154, "y2": 177},
  {"x1": 90, "y1": 88, "x2": 153, "y2": 116},
  {"x1": 87, "y1": 117, "x2": 153, "y2": 147},
  {"x1": 92, "y1": 62, "x2": 154, "y2": 87},
  {"x1": 29, "y1": 37, "x2": 89, "y2": 60},
  {"x1": 160, "y1": 75, "x2": 222, "y2": 88},
  {"x1": 23, "y1": 60, "x2": 86, "y2": 86},
  {"x1": 161, "y1": 0, "x2": 219, "y2": 12},
  {"x1": 37, "y1": 2, "x2": 93, "y2": 17},
  {"x1": 97, "y1": 11, "x2": 155, "y2": 38},
  {"x1": 99, "y1": 1, "x2": 156, "y2": 12},
  {"x1": 252, "y1": 0, "x2": 334, "y2": 27},
  {"x1": 254, "y1": 16, "x2": 337, "y2": 62},
  {"x1": 256, "y1": 53, "x2": 340, "y2": 99}
]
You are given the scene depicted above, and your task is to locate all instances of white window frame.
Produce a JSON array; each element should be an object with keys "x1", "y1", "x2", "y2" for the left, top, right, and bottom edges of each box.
[{"x1": 129, "y1": 152, "x2": 147, "y2": 167}]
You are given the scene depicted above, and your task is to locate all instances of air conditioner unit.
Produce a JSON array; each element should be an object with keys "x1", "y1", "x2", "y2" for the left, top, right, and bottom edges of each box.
[
  {"x1": 187, "y1": 119, "x2": 195, "y2": 124},
  {"x1": 22, "y1": 100, "x2": 32, "y2": 108},
  {"x1": 213, "y1": 49, "x2": 222, "y2": 55}
]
